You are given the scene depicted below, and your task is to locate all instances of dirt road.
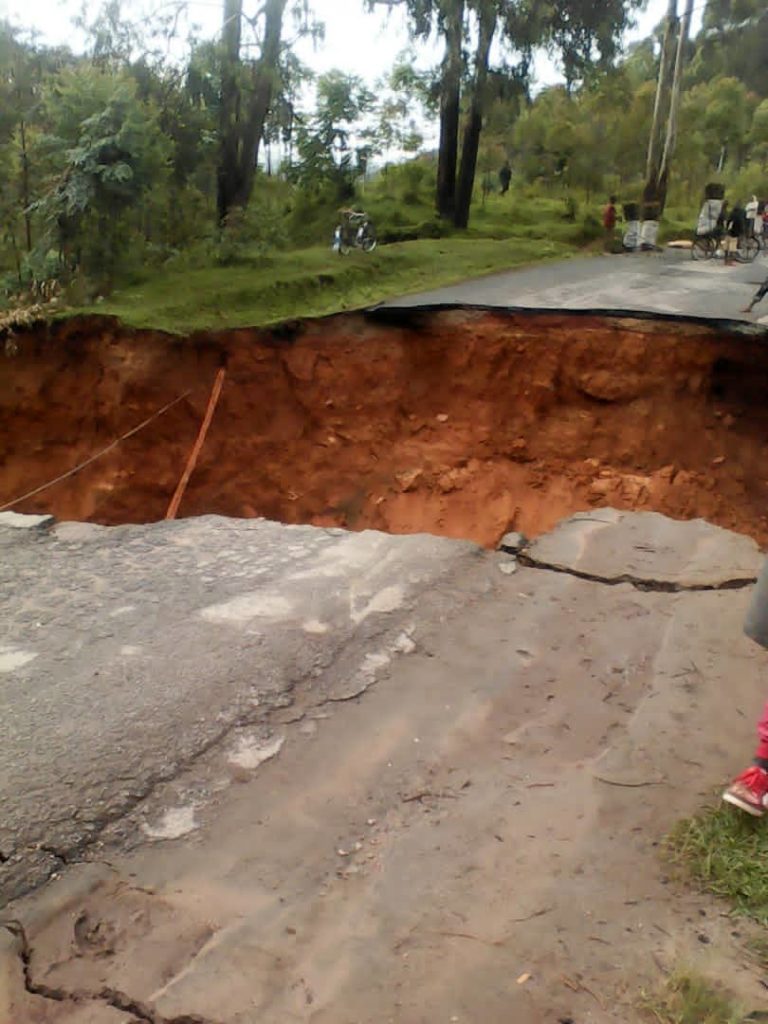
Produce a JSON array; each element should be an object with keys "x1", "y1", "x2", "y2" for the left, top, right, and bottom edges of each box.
[{"x1": 4, "y1": 510, "x2": 768, "y2": 1023}]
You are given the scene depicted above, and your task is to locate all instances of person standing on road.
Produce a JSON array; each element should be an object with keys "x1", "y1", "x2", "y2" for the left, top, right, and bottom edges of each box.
[
  {"x1": 725, "y1": 201, "x2": 747, "y2": 266},
  {"x1": 724, "y1": 569, "x2": 768, "y2": 814},
  {"x1": 746, "y1": 195, "x2": 759, "y2": 237}
]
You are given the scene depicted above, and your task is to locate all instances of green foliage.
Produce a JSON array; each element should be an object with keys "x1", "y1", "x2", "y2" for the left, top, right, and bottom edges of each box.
[
  {"x1": 213, "y1": 188, "x2": 285, "y2": 265},
  {"x1": 691, "y1": 0, "x2": 768, "y2": 97},
  {"x1": 31, "y1": 66, "x2": 170, "y2": 286},
  {"x1": 71, "y1": 235, "x2": 575, "y2": 333},
  {"x1": 0, "y1": 0, "x2": 765, "y2": 313},
  {"x1": 640, "y1": 971, "x2": 745, "y2": 1024},
  {"x1": 747, "y1": 100, "x2": 768, "y2": 165},
  {"x1": 290, "y1": 70, "x2": 375, "y2": 196},
  {"x1": 666, "y1": 805, "x2": 768, "y2": 924}
]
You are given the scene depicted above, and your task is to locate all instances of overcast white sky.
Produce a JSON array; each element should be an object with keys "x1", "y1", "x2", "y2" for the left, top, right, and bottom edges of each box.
[{"x1": 0, "y1": 0, "x2": 699, "y2": 90}]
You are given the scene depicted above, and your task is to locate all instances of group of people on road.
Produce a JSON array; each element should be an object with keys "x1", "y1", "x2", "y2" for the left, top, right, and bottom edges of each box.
[
  {"x1": 709, "y1": 196, "x2": 765, "y2": 265},
  {"x1": 497, "y1": 173, "x2": 768, "y2": 312},
  {"x1": 706, "y1": 195, "x2": 768, "y2": 310}
]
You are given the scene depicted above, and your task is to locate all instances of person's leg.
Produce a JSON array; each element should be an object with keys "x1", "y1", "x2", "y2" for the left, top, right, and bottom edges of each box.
[
  {"x1": 723, "y1": 706, "x2": 768, "y2": 815},
  {"x1": 744, "y1": 278, "x2": 768, "y2": 313},
  {"x1": 724, "y1": 560, "x2": 768, "y2": 815},
  {"x1": 756, "y1": 702, "x2": 768, "y2": 764}
]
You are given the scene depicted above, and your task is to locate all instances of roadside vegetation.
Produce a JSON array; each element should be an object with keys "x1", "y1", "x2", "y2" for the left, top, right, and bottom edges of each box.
[
  {"x1": 0, "y1": 0, "x2": 763, "y2": 325},
  {"x1": 660, "y1": 804, "x2": 768, "y2": 1023},
  {"x1": 641, "y1": 970, "x2": 747, "y2": 1024},
  {"x1": 667, "y1": 805, "x2": 768, "y2": 925},
  {"x1": 79, "y1": 233, "x2": 574, "y2": 333}
]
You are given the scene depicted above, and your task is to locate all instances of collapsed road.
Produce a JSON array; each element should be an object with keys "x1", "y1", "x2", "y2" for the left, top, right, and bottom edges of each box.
[
  {"x1": 2, "y1": 301, "x2": 768, "y2": 1021},
  {"x1": 2, "y1": 307, "x2": 768, "y2": 545},
  {"x1": 2, "y1": 509, "x2": 768, "y2": 1023}
]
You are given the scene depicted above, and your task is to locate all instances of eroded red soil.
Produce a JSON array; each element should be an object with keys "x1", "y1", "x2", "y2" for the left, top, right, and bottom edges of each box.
[{"x1": 2, "y1": 308, "x2": 768, "y2": 546}]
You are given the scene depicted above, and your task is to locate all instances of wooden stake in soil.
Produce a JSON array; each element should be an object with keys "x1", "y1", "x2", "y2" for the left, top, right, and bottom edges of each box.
[{"x1": 165, "y1": 367, "x2": 226, "y2": 521}]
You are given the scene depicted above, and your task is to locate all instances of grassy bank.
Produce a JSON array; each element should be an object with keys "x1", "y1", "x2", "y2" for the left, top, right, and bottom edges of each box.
[
  {"x1": 72, "y1": 235, "x2": 575, "y2": 334},
  {"x1": 640, "y1": 971, "x2": 746, "y2": 1024},
  {"x1": 667, "y1": 805, "x2": 768, "y2": 924}
]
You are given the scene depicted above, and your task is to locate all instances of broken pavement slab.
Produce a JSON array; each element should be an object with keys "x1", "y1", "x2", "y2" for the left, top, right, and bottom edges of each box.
[
  {"x1": 497, "y1": 530, "x2": 527, "y2": 554},
  {"x1": 4, "y1": 510, "x2": 768, "y2": 1023},
  {"x1": 0, "y1": 515, "x2": 483, "y2": 903},
  {"x1": 0, "y1": 510, "x2": 54, "y2": 530},
  {"x1": 525, "y1": 508, "x2": 762, "y2": 588}
]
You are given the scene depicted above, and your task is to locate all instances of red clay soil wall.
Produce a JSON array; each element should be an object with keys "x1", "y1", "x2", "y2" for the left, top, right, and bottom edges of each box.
[{"x1": 2, "y1": 309, "x2": 768, "y2": 548}]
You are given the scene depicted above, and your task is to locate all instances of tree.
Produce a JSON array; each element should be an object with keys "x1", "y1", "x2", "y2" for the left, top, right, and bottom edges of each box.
[
  {"x1": 690, "y1": 0, "x2": 768, "y2": 98},
  {"x1": 366, "y1": 0, "x2": 463, "y2": 216},
  {"x1": 364, "y1": 56, "x2": 430, "y2": 165},
  {"x1": 656, "y1": 0, "x2": 695, "y2": 204},
  {"x1": 0, "y1": 24, "x2": 72, "y2": 253},
  {"x1": 217, "y1": 0, "x2": 289, "y2": 223},
  {"x1": 291, "y1": 70, "x2": 375, "y2": 194},
  {"x1": 376, "y1": 0, "x2": 639, "y2": 227},
  {"x1": 700, "y1": 75, "x2": 752, "y2": 170},
  {"x1": 34, "y1": 66, "x2": 169, "y2": 282},
  {"x1": 748, "y1": 99, "x2": 768, "y2": 168},
  {"x1": 454, "y1": 0, "x2": 497, "y2": 228},
  {"x1": 435, "y1": 0, "x2": 465, "y2": 217}
]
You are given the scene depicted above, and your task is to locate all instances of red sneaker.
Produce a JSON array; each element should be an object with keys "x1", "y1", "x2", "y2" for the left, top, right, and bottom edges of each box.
[{"x1": 723, "y1": 766, "x2": 768, "y2": 817}]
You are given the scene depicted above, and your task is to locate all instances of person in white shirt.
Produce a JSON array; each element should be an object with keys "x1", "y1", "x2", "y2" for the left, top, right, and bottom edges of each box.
[{"x1": 746, "y1": 195, "x2": 759, "y2": 237}]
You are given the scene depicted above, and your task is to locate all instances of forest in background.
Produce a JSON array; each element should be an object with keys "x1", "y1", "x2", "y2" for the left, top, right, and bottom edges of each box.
[{"x1": 0, "y1": 0, "x2": 765, "y2": 306}]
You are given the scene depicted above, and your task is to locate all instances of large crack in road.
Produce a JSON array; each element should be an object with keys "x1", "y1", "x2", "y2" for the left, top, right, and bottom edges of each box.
[
  {"x1": 3, "y1": 306, "x2": 768, "y2": 1022},
  {"x1": 3, "y1": 918, "x2": 216, "y2": 1024},
  {"x1": 2, "y1": 307, "x2": 768, "y2": 546}
]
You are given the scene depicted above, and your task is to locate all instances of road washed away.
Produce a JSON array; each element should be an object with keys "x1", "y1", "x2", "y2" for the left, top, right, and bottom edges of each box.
[{"x1": 2, "y1": 508, "x2": 768, "y2": 1023}]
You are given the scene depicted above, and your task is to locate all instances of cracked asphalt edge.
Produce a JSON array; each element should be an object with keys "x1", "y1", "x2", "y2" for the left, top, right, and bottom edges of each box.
[
  {"x1": 1, "y1": 549, "x2": 756, "y2": 909},
  {"x1": 1, "y1": 914, "x2": 216, "y2": 1023}
]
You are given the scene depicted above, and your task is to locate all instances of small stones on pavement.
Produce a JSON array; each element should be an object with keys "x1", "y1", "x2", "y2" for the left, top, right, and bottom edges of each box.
[{"x1": 498, "y1": 531, "x2": 527, "y2": 553}]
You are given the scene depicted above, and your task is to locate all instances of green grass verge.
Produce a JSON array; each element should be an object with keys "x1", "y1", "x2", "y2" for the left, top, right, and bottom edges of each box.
[
  {"x1": 666, "y1": 805, "x2": 768, "y2": 924},
  {"x1": 69, "y1": 235, "x2": 575, "y2": 334},
  {"x1": 640, "y1": 971, "x2": 746, "y2": 1024}
]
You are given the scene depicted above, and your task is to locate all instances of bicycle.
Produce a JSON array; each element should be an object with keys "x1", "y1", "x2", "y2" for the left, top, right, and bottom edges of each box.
[
  {"x1": 691, "y1": 232, "x2": 759, "y2": 263},
  {"x1": 332, "y1": 210, "x2": 377, "y2": 256}
]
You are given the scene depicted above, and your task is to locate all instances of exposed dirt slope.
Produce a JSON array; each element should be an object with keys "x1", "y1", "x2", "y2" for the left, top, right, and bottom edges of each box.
[{"x1": 2, "y1": 309, "x2": 768, "y2": 546}]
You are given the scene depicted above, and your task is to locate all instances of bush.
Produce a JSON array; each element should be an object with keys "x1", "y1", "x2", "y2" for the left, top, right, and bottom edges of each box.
[
  {"x1": 215, "y1": 193, "x2": 285, "y2": 265},
  {"x1": 573, "y1": 213, "x2": 603, "y2": 245}
]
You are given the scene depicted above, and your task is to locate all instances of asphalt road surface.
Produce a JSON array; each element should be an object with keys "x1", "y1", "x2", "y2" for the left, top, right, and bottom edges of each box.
[
  {"x1": 5, "y1": 511, "x2": 767, "y2": 1024},
  {"x1": 388, "y1": 248, "x2": 768, "y2": 324}
]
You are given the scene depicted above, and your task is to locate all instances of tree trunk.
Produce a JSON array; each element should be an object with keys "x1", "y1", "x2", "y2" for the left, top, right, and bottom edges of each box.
[
  {"x1": 19, "y1": 117, "x2": 32, "y2": 251},
  {"x1": 657, "y1": 0, "x2": 694, "y2": 211},
  {"x1": 436, "y1": 0, "x2": 465, "y2": 219},
  {"x1": 8, "y1": 224, "x2": 22, "y2": 287},
  {"x1": 217, "y1": 0, "x2": 243, "y2": 224},
  {"x1": 217, "y1": 0, "x2": 287, "y2": 222},
  {"x1": 232, "y1": 0, "x2": 288, "y2": 208},
  {"x1": 453, "y1": 5, "x2": 496, "y2": 229},
  {"x1": 643, "y1": 0, "x2": 677, "y2": 218}
]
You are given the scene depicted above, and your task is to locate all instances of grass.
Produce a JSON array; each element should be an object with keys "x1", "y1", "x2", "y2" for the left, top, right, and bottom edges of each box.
[
  {"x1": 36, "y1": 178, "x2": 696, "y2": 334},
  {"x1": 666, "y1": 805, "x2": 768, "y2": 924},
  {"x1": 641, "y1": 971, "x2": 746, "y2": 1024},
  {"x1": 745, "y1": 934, "x2": 768, "y2": 971},
  {"x1": 69, "y1": 235, "x2": 575, "y2": 334}
]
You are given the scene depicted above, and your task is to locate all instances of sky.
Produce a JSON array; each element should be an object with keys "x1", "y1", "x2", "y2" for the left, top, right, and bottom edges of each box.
[{"x1": 0, "y1": 0, "x2": 697, "y2": 90}]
